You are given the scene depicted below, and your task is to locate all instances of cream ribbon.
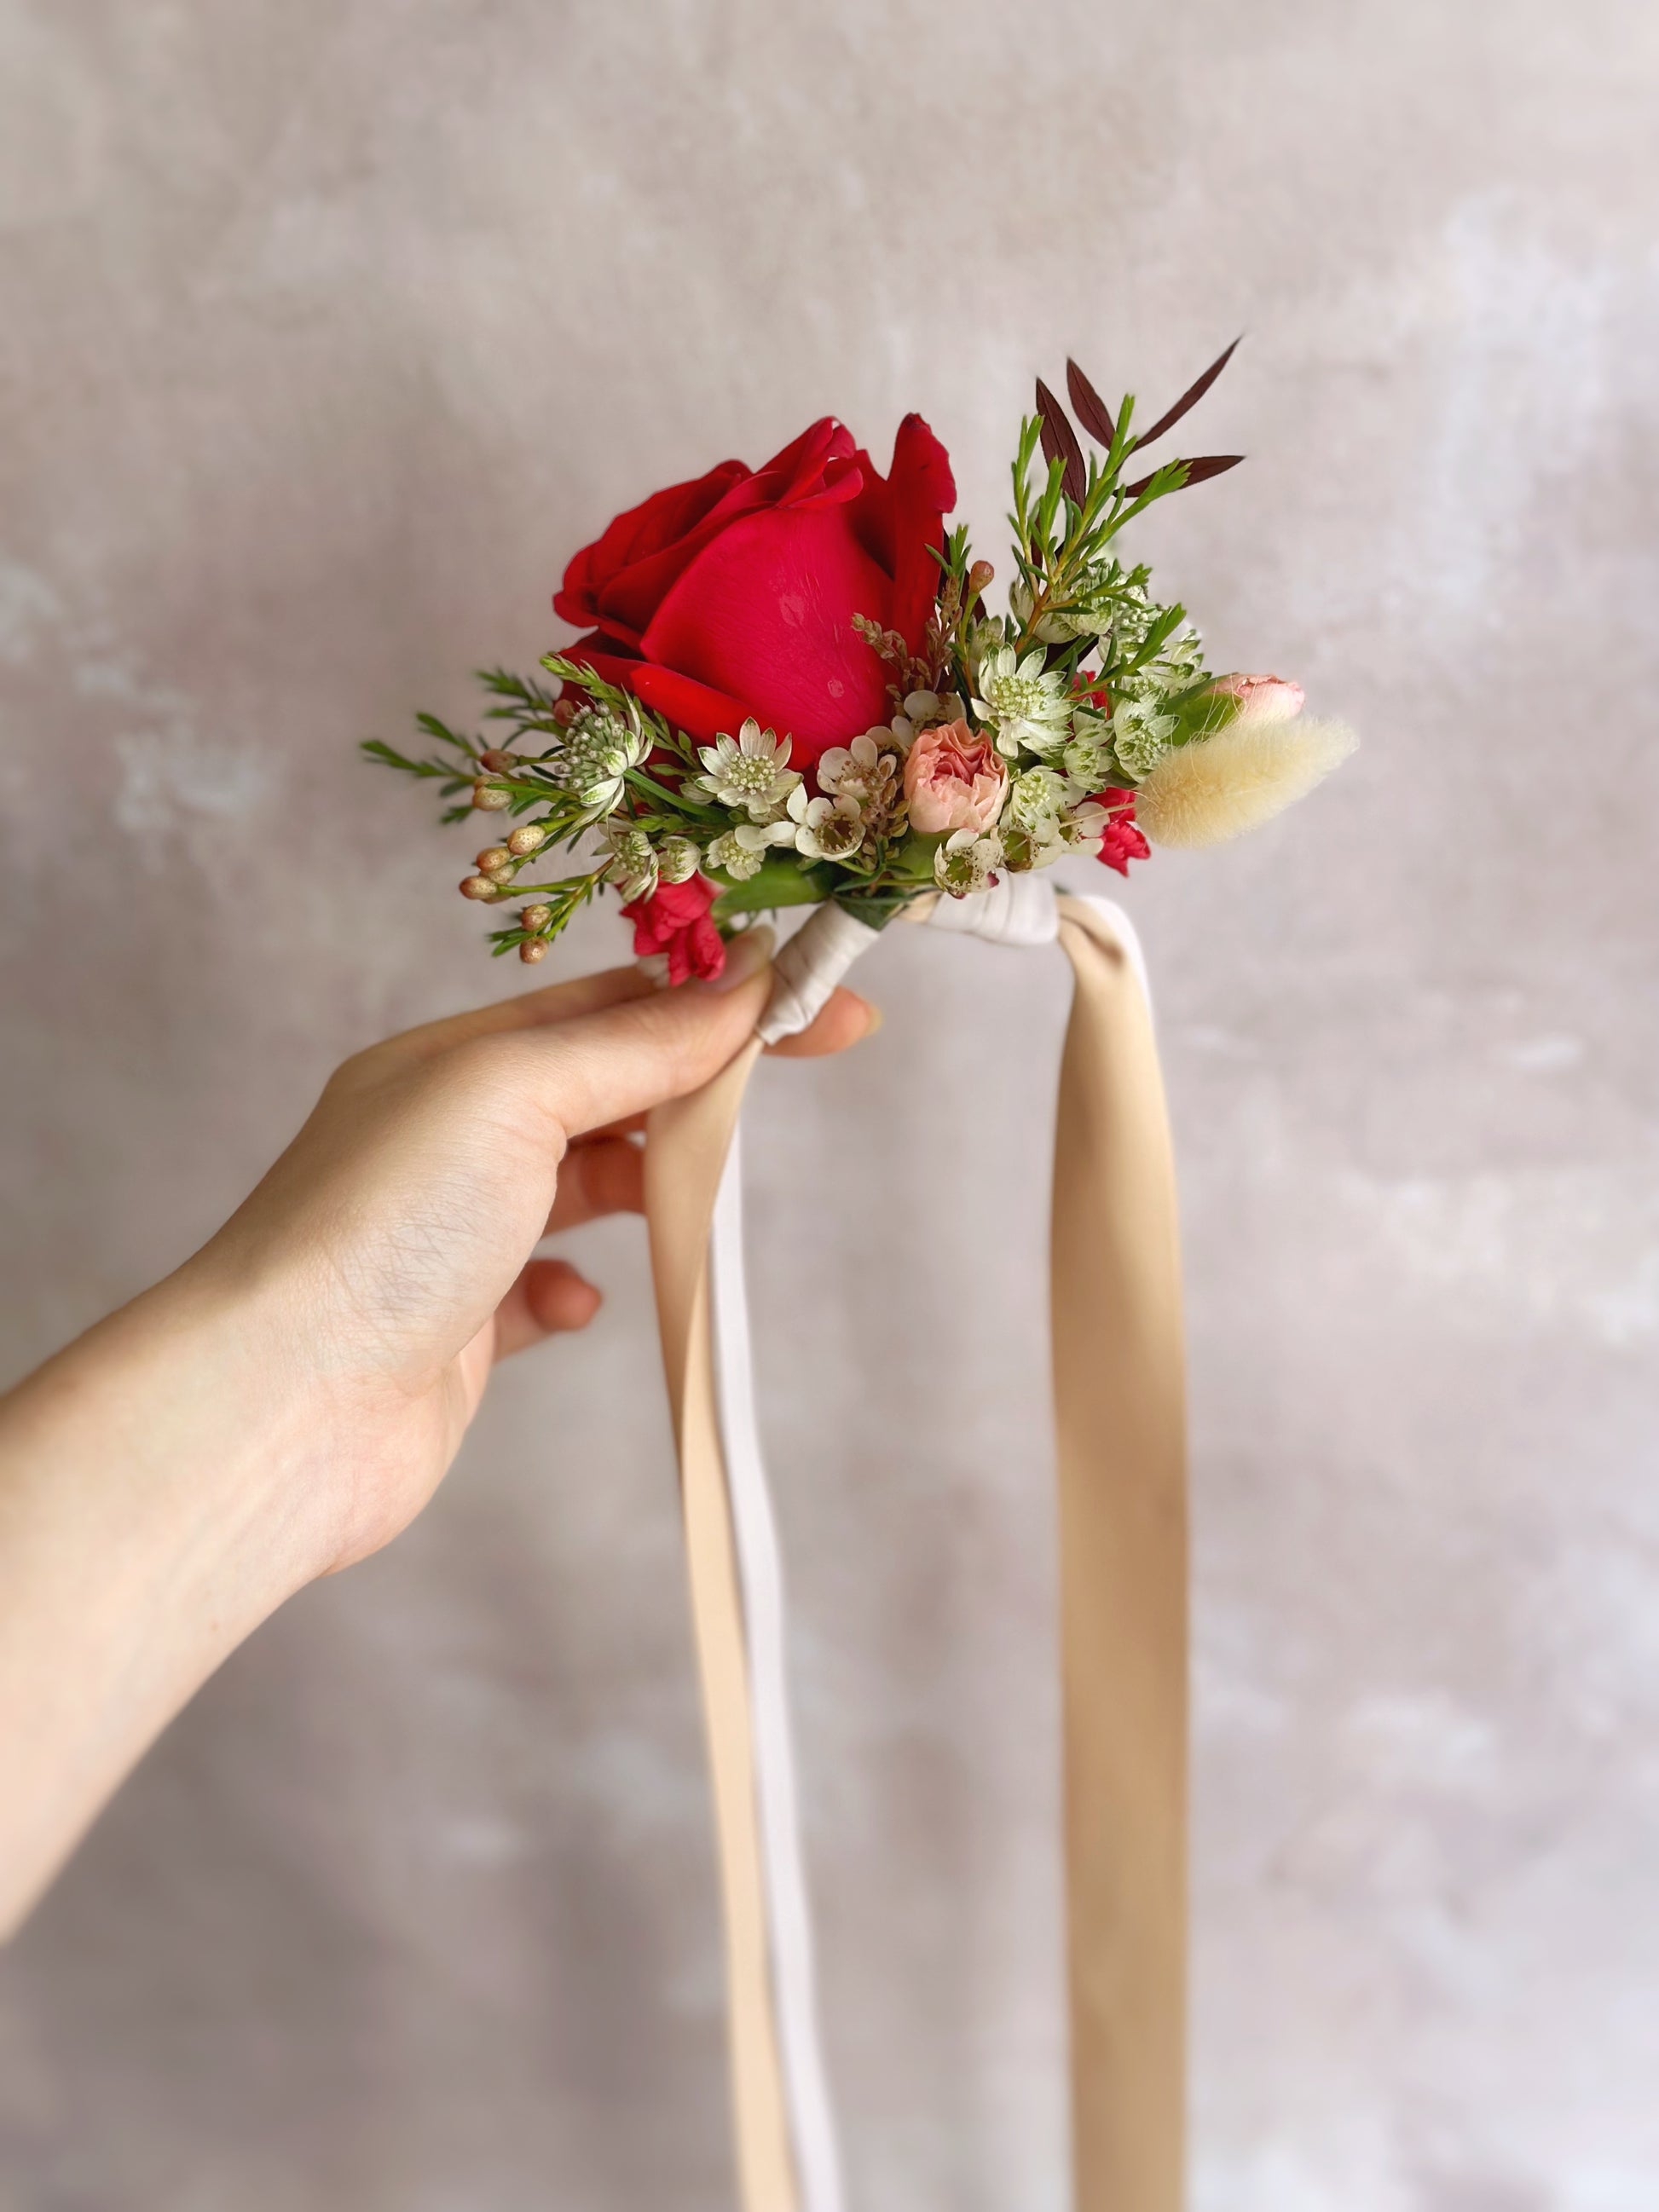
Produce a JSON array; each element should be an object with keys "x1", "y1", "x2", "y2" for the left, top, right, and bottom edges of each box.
[{"x1": 644, "y1": 887, "x2": 1187, "y2": 2211}]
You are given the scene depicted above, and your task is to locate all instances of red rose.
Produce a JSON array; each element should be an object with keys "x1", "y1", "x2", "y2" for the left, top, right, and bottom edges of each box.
[
  {"x1": 1090, "y1": 788, "x2": 1151, "y2": 877},
  {"x1": 556, "y1": 415, "x2": 955, "y2": 771},
  {"x1": 621, "y1": 873, "x2": 725, "y2": 986}
]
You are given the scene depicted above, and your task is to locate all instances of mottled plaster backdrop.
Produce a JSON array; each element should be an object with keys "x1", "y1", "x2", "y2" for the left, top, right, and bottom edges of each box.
[{"x1": 3, "y1": 3, "x2": 1657, "y2": 2207}]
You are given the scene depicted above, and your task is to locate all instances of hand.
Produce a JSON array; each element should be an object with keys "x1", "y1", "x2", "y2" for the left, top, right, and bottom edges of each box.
[
  {"x1": 194, "y1": 926, "x2": 868, "y2": 1571},
  {"x1": 0, "y1": 930, "x2": 874, "y2": 1927}
]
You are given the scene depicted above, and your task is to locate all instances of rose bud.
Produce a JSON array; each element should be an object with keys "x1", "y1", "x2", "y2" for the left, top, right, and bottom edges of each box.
[
  {"x1": 460, "y1": 875, "x2": 499, "y2": 900},
  {"x1": 519, "y1": 904, "x2": 552, "y2": 930},
  {"x1": 507, "y1": 823, "x2": 546, "y2": 856},
  {"x1": 471, "y1": 778, "x2": 512, "y2": 811},
  {"x1": 478, "y1": 748, "x2": 520, "y2": 772},
  {"x1": 1207, "y1": 673, "x2": 1305, "y2": 726},
  {"x1": 518, "y1": 938, "x2": 549, "y2": 964}
]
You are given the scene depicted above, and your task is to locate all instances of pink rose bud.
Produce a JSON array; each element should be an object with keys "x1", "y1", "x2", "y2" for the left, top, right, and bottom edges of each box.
[
  {"x1": 478, "y1": 748, "x2": 520, "y2": 771},
  {"x1": 903, "y1": 718, "x2": 1008, "y2": 835},
  {"x1": 1208, "y1": 673, "x2": 1305, "y2": 725}
]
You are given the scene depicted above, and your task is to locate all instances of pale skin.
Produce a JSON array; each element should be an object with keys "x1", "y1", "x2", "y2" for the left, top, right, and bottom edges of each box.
[{"x1": 0, "y1": 927, "x2": 873, "y2": 1935}]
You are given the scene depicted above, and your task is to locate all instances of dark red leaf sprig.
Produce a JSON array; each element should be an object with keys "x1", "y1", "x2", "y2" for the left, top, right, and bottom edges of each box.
[{"x1": 1036, "y1": 338, "x2": 1246, "y2": 503}]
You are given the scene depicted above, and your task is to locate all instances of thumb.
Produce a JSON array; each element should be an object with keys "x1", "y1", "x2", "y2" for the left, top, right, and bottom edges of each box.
[{"x1": 512, "y1": 926, "x2": 775, "y2": 1141}]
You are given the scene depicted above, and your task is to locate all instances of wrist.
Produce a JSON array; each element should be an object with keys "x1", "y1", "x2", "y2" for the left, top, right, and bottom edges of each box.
[{"x1": 0, "y1": 1264, "x2": 341, "y2": 1926}]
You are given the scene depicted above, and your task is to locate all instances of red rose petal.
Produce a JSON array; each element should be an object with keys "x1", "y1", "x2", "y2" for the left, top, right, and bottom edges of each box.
[{"x1": 639, "y1": 505, "x2": 893, "y2": 764}]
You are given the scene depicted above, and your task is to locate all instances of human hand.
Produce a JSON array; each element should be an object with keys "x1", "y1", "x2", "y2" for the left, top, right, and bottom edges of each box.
[
  {"x1": 186, "y1": 927, "x2": 870, "y2": 1574},
  {"x1": 0, "y1": 930, "x2": 872, "y2": 1926}
]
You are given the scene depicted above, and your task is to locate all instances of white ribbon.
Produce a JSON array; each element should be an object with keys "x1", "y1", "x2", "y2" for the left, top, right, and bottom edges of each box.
[{"x1": 703, "y1": 878, "x2": 1151, "y2": 2209}]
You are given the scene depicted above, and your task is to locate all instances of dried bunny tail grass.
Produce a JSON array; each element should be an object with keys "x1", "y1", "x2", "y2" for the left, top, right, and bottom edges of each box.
[{"x1": 1135, "y1": 715, "x2": 1358, "y2": 848}]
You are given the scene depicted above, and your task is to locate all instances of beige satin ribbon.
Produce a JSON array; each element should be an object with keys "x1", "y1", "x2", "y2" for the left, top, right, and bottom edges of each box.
[{"x1": 645, "y1": 894, "x2": 1187, "y2": 2211}]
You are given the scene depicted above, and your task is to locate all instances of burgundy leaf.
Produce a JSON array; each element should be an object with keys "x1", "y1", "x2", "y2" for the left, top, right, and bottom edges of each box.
[
  {"x1": 1122, "y1": 453, "x2": 1245, "y2": 499},
  {"x1": 1130, "y1": 336, "x2": 1242, "y2": 451},
  {"x1": 1035, "y1": 378, "x2": 1087, "y2": 503},
  {"x1": 1065, "y1": 358, "x2": 1117, "y2": 447}
]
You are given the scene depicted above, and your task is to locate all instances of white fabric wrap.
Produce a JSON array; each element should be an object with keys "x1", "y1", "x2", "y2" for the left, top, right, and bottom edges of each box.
[
  {"x1": 918, "y1": 869, "x2": 1061, "y2": 946},
  {"x1": 755, "y1": 874, "x2": 1073, "y2": 1045},
  {"x1": 722, "y1": 879, "x2": 1147, "y2": 2212},
  {"x1": 754, "y1": 904, "x2": 881, "y2": 1045}
]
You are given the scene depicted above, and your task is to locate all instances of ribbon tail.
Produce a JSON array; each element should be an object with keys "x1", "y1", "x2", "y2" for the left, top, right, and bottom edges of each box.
[
  {"x1": 1053, "y1": 893, "x2": 1188, "y2": 2212},
  {"x1": 646, "y1": 1041, "x2": 800, "y2": 2212},
  {"x1": 647, "y1": 1036, "x2": 845, "y2": 2212}
]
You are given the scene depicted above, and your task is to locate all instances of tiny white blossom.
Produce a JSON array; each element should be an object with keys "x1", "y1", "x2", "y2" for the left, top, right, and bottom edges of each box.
[
  {"x1": 817, "y1": 732, "x2": 898, "y2": 802},
  {"x1": 934, "y1": 826, "x2": 1005, "y2": 898},
  {"x1": 787, "y1": 783, "x2": 865, "y2": 863},
  {"x1": 1064, "y1": 800, "x2": 1111, "y2": 846},
  {"x1": 705, "y1": 821, "x2": 795, "y2": 881},
  {"x1": 693, "y1": 719, "x2": 801, "y2": 818},
  {"x1": 971, "y1": 644, "x2": 1072, "y2": 759},
  {"x1": 887, "y1": 690, "x2": 959, "y2": 749}
]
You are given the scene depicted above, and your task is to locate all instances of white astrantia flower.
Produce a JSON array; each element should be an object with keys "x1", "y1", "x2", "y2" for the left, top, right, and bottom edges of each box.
[
  {"x1": 601, "y1": 823, "x2": 658, "y2": 903},
  {"x1": 553, "y1": 702, "x2": 648, "y2": 821},
  {"x1": 1008, "y1": 765, "x2": 1072, "y2": 835},
  {"x1": 787, "y1": 783, "x2": 865, "y2": 863},
  {"x1": 1062, "y1": 712, "x2": 1120, "y2": 789},
  {"x1": 656, "y1": 835, "x2": 701, "y2": 885},
  {"x1": 934, "y1": 826, "x2": 1005, "y2": 898},
  {"x1": 1112, "y1": 697, "x2": 1176, "y2": 782},
  {"x1": 705, "y1": 821, "x2": 794, "y2": 881},
  {"x1": 971, "y1": 644, "x2": 1073, "y2": 759},
  {"x1": 693, "y1": 719, "x2": 801, "y2": 819}
]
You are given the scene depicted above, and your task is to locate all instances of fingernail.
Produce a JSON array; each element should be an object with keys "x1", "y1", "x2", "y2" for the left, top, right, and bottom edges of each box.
[
  {"x1": 859, "y1": 999, "x2": 883, "y2": 1039},
  {"x1": 707, "y1": 924, "x2": 774, "y2": 992}
]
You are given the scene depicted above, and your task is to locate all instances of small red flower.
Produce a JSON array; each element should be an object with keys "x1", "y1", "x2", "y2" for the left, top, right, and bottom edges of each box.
[
  {"x1": 1089, "y1": 787, "x2": 1151, "y2": 877},
  {"x1": 621, "y1": 873, "x2": 726, "y2": 986}
]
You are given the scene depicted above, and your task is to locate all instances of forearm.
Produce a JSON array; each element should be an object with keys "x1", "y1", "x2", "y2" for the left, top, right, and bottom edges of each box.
[{"x1": 0, "y1": 1268, "x2": 327, "y2": 1932}]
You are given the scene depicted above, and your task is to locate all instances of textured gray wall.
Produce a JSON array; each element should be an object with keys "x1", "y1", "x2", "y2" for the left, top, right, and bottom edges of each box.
[{"x1": 3, "y1": 3, "x2": 1656, "y2": 2207}]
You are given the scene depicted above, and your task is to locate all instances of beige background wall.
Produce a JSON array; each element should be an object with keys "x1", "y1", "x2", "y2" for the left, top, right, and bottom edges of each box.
[{"x1": 3, "y1": 3, "x2": 1657, "y2": 2206}]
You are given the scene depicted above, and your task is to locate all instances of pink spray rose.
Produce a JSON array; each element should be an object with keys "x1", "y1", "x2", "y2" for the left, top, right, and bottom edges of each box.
[
  {"x1": 903, "y1": 719, "x2": 1008, "y2": 835},
  {"x1": 1208, "y1": 673, "x2": 1305, "y2": 725}
]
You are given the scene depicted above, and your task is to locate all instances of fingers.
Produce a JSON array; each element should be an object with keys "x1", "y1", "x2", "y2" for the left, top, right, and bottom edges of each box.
[
  {"x1": 764, "y1": 986, "x2": 880, "y2": 1059},
  {"x1": 492, "y1": 1258, "x2": 603, "y2": 1359},
  {"x1": 408, "y1": 930, "x2": 880, "y2": 1148},
  {"x1": 546, "y1": 1134, "x2": 644, "y2": 1231},
  {"x1": 511, "y1": 927, "x2": 777, "y2": 1140},
  {"x1": 396, "y1": 963, "x2": 654, "y2": 1060}
]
